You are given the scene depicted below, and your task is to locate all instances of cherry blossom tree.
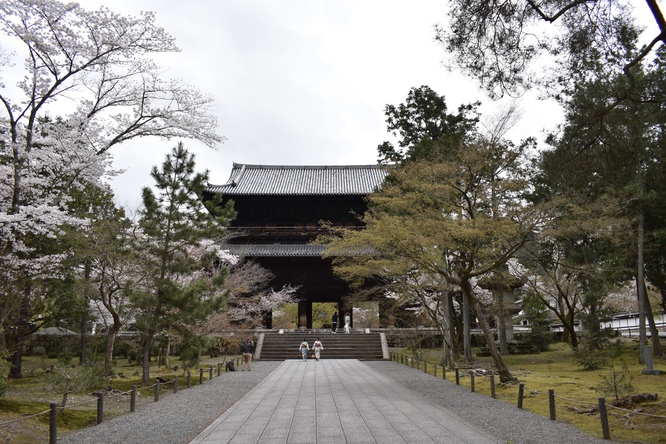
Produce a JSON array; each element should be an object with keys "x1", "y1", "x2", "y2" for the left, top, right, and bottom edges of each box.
[
  {"x1": 0, "y1": 0, "x2": 222, "y2": 378},
  {"x1": 221, "y1": 261, "x2": 298, "y2": 328}
]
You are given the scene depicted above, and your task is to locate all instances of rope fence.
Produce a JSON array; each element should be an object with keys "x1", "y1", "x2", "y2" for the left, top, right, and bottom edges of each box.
[
  {"x1": 389, "y1": 352, "x2": 666, "y2": 441},
  {"x1": 0, "y1": 356, "x2": 243, "y2": 444}
]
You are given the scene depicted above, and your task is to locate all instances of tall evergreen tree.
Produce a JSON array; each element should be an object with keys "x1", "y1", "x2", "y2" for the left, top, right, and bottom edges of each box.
[
  {"x1": 537, "y1": 48, "x2": 665, "y2": 360},
  {"x1": 376, "y1": 85, "x2": 479, "y2": 164},
  {"x1": 136, "y1": 142, "x2": 234, "y2": 383}
]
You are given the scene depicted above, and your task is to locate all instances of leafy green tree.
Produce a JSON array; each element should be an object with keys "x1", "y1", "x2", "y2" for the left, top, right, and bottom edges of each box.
[
  {"x1": 536, "y1": 48, "x2": 665, "y2": 360},
  {"x1": 642, "y1": 47, "x2": 666, "y2": 316},
  {"x1": 66, "y1": 185, "x2": 150, "y2": 369},
  {"x1": 372, "y1": 86, "x2": 480, "y2": 363},
  {"x1": 63, "y1": 184, "x2": 126, "y2": 366},
  {"x1": 521, "y1": 296, "x2": 552, "y2": 352},
  {"x1": 325, "y1": 136, "x2": 549, "y2": 382},
  {"x1": 513, "y1": 195, "x2": 630, "y2": 349},
  {"x1": 135, "y1": 142, "x2": 234, "y2": 383}
]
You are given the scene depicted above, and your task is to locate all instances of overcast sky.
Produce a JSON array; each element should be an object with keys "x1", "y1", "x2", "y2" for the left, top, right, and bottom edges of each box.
[{"x1": 47, "y1": 1, "x2": 576, "y2": 208}]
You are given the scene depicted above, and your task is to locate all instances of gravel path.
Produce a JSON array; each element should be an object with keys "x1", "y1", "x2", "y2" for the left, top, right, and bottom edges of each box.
[
  {"x1": 58, "y1": 360, "x2": 614, "y2": 444},
  {"x1": 364, "y1": 361, "x2": 613, "y2": 444},
  {"x1": 58, "y1": 362, "x2": 282, "y2": 444}
]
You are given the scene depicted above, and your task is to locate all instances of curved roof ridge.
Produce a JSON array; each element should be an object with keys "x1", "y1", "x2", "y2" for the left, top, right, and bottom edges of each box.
[{"x1": 231, "y1": 163, "x2": 383, "y2": 169}]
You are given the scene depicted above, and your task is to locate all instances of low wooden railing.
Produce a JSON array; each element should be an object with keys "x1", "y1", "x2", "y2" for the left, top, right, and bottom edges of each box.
[{"x1": 0, "y1": 357, "x2": 243, "y2": 444}]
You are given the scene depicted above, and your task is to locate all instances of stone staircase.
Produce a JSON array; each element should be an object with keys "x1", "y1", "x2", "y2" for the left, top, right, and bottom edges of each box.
[{"x1": 256, "y1": 330, "x2": 388, "y2": 361}]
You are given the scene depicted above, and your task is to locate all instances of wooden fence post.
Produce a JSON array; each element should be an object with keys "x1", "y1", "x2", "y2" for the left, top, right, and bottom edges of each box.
[
  {"x1": 434, "y1": 364, "x2": 438, "y2": 378},
  {"x1": 209, "y1": 366, "x2": 213, "y2": 380},
  {"x1": 424, "y1": 362, "x2": 428, "y2": 374},
  {"x1": 217, "y1": 363, "x2": 222, "y2": 376},
  {"x1": 49, "y1": 403, "x2": 57, "y2": 444},
  {"x1": 549, "y1": 389, "x2": 556, "y2": 420},
  {"x1": 187, "y1": 371, "x2": 192, "y2": 388},
  {"x1": 470, "y1": 373, "x2": 475, "y2": 392},
  {"x1": 96, "y1": 394, "x2": 104, "y2": 424},
  {"x1": 155, "y1": 380, "x2": 160, "y2": 402},
  {"x1": 490, "y1": 375, "x2": 496, "y2": 399},
  {"x1": 518, "y1": 384, "x2": 525, "y2": 409},
  {"x1": 598, "y1": 398, "x2": 611, "y2": 439},
  {"x1": 442, "y1": 366, "x2": 446, "y2": 380},
  {"x1": 199, "y1": 368, "x2": 204, "y2": 385},
  {"x1": 130, "y1": 386, "x2": 136, "y2": 412},
  {"x1": 455, "y1": 368, "x2": 460, "y2": 385}
]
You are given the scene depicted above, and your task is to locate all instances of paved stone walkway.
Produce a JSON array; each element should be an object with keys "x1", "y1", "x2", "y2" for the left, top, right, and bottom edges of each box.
[{"x1": 191, "y1": 359, "x2": 501, "y2": 444}]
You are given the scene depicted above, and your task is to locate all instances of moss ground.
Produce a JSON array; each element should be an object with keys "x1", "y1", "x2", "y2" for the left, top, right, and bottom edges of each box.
[
  {"x1": 0, "y1": 355, "x2": 237, "y2": 443},
  {"x1": 398, "y1": 339, "x2": 666, "y2": 444}
]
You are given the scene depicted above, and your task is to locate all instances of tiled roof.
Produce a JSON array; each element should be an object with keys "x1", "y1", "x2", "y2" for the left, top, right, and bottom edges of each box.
[
  {"x1": 224, "y1": 243, "x2": 375, "y2": 258},
  {"x1": 206, "y1": 163, "x2": 389, "y2": 195},
  {"x1": 225, "y1": 244, "x2": 326, "y2": 257}
]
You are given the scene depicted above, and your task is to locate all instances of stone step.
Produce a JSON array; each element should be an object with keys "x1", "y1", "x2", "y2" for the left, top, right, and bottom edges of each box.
[{"x1": 256, "y1": 331, "x2": 386, "y2": 361}]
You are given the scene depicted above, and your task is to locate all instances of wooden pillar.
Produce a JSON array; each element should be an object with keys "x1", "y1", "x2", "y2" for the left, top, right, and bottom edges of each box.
[{"x1": 298, "y1": 300, "x2": 312, "y2": 329}]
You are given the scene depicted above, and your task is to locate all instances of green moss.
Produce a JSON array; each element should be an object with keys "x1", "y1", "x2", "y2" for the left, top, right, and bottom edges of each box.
[
  {"x1": 0, "y1": 399, "x2": 48, "y2": 415},
  {"x1": 393, "y1": 339, "x2": 666, "y2": 444}
]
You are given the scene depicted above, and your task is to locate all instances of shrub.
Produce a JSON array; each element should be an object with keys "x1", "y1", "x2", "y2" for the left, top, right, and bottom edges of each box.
[
  {"x1": 596, "y1": 359, "x2": 635, "y2": 400},
  {"x1": 44, "y1": 362, "x2": 107, "y2": 409},
  {"x1": 113, "y1": 341, "x2": 132, "y2": 359},
  {"x1": 574, "y1": 335, "x2": 622, "y2": 370},
  {"x1": 0, "y1": 352, "x2": 10, "y2": 396}
]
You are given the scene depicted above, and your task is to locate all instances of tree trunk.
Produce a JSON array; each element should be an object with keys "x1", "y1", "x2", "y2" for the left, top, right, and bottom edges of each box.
[
  {"x1": 101, "y1": 283, "x2": 125, "y2": 369},
  {"x1": 440, "y1": 293, "x2": 457, "y2": 368},
  {"x1": 637, "y1": 200, "x2": 647, "y2": 364},
  {"x1": 463, "y1": 281, "x2": 515, "y2": 382},
  {"x1": 643, "y1": 281, "x2": 663, "y2": 358},
  {"x1": 9, "y1": 282, "x2": 31, "y2": 379},
  {"x1": 165, "y1": 335, "x2": 171, "y2": 368},
  {"x1": 104, "y1": 325, "x2": 120, "y2": 369},
  {"x1": 79, "y1": 262, "x2": 91, "y2": 365},
  {"x1": 447, "y1": 295, "x2": 458, "y2": 358},
  {"x1": 497, "y1": 287, "x2": 508, "y2": 354},
  {"x1": 141, "y1": 331, "x2": 154, "y2": 384},
  {"x1": 79, "y1": 310, "x2": 88, "y2": 365},
  {"x1": 463, "y1": 292, "x2": 472, "y2": 362}
]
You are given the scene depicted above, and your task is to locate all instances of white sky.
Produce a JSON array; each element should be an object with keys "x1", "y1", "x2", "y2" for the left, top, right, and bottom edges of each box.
[{"x1": 12, "y1": 1, "x2": 663, "y2": 209}]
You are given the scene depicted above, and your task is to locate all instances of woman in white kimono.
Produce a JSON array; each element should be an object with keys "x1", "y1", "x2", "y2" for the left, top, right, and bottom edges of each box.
[{"x1": 312, "y1": 338, "x2": 324, "y2": 361}]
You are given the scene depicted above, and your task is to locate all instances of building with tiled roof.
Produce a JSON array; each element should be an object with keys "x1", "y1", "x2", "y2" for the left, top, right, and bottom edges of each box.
[{"x1": 204, "y1": 163, "x2": 389, "y2": 328}]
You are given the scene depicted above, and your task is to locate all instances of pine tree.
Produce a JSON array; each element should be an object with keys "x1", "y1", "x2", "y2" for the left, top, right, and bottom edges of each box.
[{"x1": 136, "y1": 142, "x2": 234, "y2": 383}]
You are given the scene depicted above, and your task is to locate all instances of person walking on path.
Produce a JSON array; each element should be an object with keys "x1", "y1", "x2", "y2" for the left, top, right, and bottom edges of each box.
[
  {"x1": 331, "y1": 311, "x2": 338, "y2": 333},
  {"x1": 344, "y1": 312, "x2": 351, "y2": 334},
  {"x1": 240, "y1": 338, "x2": 255, "y2": 371},
  {"x1": 298, "y1": 339, "x2": 309, "y2": 361},
  {"x1": 312, "y1": 338, "x2": 324, "y2": 361}
]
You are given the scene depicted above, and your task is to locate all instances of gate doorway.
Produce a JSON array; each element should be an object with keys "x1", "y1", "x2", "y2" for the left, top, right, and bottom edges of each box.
[
  {"x1": 312, "y1": 302, "x2": 338, "y2": 329},
  {"x1": 270, "y1": 301, "x2": 341, "y2": 329}
]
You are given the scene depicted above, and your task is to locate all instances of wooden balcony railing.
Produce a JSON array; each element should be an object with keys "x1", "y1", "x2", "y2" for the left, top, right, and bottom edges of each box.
[{"x1": 227, "y1": 226, "x2": 364, "y2": 237}]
